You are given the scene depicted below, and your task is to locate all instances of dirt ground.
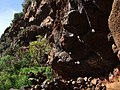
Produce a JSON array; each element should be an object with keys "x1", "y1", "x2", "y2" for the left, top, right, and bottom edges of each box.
[
  {"x1": 102, "y1": 67, "x2": 120, "y2": 90},
  {"x1": 105, "y1": 76, "x2": 120, "y2": 90}
]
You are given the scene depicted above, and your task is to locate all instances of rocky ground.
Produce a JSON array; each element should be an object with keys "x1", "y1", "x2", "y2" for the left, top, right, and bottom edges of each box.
[
  {"x1": 21, "y1": 74, "x2": 107, "y2": 90},
  {"x1": 9, "y1": 67, "x2": 120, "y2": 90}
]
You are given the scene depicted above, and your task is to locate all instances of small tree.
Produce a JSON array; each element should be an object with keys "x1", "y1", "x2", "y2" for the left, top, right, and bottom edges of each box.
[
  {"x1": 22, "y1": 0, "x2": 32, "y2": 8},
  {"x1": 29, "y1": 35, "x2": 51, "y2": 65},
  {"x1": 22, "y1": 0, "x2": 35, "y2": 12},
  {"x1": 12, "y1": 12, "x2": 23, "y2": 22}
]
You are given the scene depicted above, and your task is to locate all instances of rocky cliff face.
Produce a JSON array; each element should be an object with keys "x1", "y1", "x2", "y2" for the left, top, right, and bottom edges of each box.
[
  {"x1": 108, "y1": 0, "x2": 120, "y2": 53},
  {"x1": 0, "y1": 0, "x2": 119, "y2": 79}
]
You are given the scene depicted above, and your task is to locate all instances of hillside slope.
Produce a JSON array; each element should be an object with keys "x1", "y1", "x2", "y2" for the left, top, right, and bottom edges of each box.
[{"x1": 0, "y1": 0, "x2": 120, "y2": 89}]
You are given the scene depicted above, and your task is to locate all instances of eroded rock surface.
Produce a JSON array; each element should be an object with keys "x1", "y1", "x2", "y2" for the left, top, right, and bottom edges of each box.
[
  {"x1": 0, "y1": 0, "x2": 119, "y2": 79},
  {"x1": 108, "y1": 0, "x2": 120, "y2": 52},
  {"x1": 51, "y1": 0, "x2": 119, "y2": 78}
]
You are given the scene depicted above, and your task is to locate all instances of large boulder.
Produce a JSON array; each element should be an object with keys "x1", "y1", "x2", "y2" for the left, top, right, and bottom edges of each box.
[
  {"x1": 51, "y1": 0, "x2": 119, "y2": 79},
  {"x1": 108, "y1": 0, "x2": 120, "y2": 52}
]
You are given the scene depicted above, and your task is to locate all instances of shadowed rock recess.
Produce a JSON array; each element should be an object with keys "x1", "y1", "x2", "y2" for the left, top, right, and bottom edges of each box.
[{"x1": 0, "y1": 0, "x2": 119, "y2": 79}]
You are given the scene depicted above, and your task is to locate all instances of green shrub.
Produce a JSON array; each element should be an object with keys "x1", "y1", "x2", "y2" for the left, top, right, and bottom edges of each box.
[
  {"x1": 29, "y1": 35, "x2": 51, "y2": 65},
  {"x1": 0, "y1": 72, "x2": 12, "y2": 90},
  {"x1": 0, "y1": 66, "x2": 52, "y2": 89},
  {"x1": 22, "y1": 0, "x2": 35, "y2": 12},
  {"x1": 0, "y1": 35, "x2": 53, "y2": 89},
  {"x1": 19, "y1": 66, "x2": 42, "y2": 74},
  {"x1": 22, "y1": 0, "x2": 32, "y2": 6},
  {"x1": 15, "y1": 51, "x2": 33, "y2": 68},
  {"x1": 0, "y1": 55, "x2": 15, "y2": 72},
  {"x1": 0, "y1": 54, "x2": 53, "y2": 89},
  {"x1": 44, "y1": 66, "x2": 53, "y2": 80},
  {"x1": 19, "y1": 66, "x2": 53, "y2": 81},
  {"x1": 0, "y1": 72, "x2": 31, "y2": 90},
  {"x1": 12, "y1": 12, "x2": 23, "y2": 22},
  {"x1": 14, "y1": 75, "x2": 31, "y2": 89}
]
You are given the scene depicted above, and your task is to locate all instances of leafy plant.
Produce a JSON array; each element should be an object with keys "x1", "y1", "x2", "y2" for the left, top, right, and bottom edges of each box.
[
  {"x1": 12, "y1": 12, "x2": 23, "y2": 22},
  {"x1": 0, "y1": 72, "x2": 12, "y2": 90},
  {"x1": 19, "y1": 66, "x2": 53, "y2": 80},
  {"x1": 0, "y1": 55, "x2": 15, "y2": 72},
  {"x1": 14, "y1": 75, "x2": 31, "y2": 89},
  {"x1": 22, "y1": 0, "x2": 35, "y2": 12},
  {"x1": 0, "y1": 34, "x2": 53, "y2": 89},
  {"x1": 29, "y1": 35, "x2": 51, "y2": 65},
  {"x1": 0, "y1": 72, "x2": 31, "y2": 90},
  {"x1": 0, "y1": 66, "x2": 53, "y2": 89}
]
